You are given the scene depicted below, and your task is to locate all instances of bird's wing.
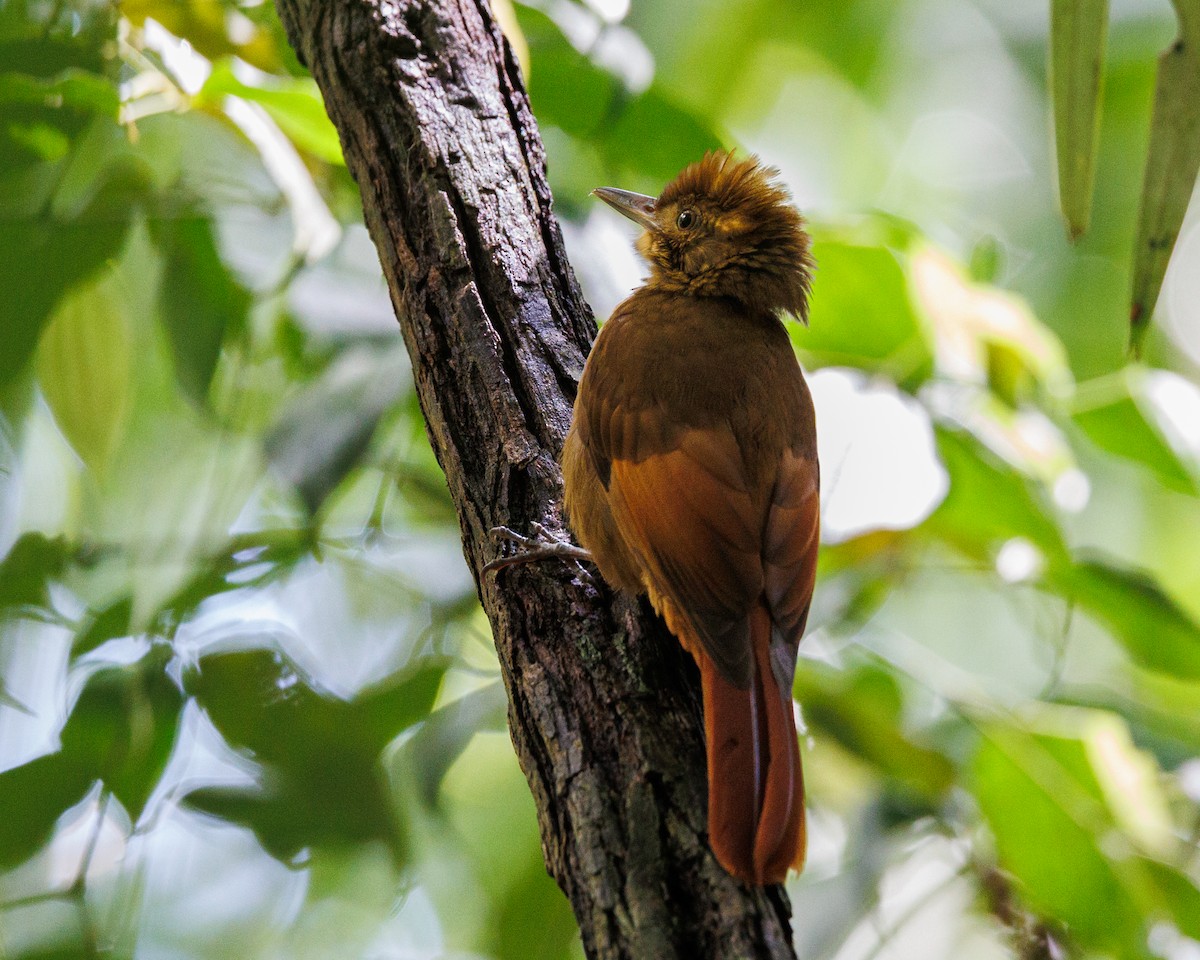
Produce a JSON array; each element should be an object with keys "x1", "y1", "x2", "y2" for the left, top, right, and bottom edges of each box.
[
  {"x1": 604, "y1": 426, "x2": 767, "y2": 687},
  {"x1": 763, "y1": 447, "x2": 821, "y2": 677}
]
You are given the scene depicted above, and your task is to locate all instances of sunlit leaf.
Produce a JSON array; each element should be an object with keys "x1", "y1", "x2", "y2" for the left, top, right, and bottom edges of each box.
[
  {"x1": 968, "y1": 234, "x2": 1003, "y2": 283},
  {"x1": 910, "y1": 245, "x2": 1071, "y2": 403},
  {"x1": 1047, "y1": 559, "x2": 1200, "y2": 679},
  {"x1": 492, "y1": 0, "x2": 531, "y2": 82},
  {"x1": 153, "y1": 214, "x2": 251, "y2": 405},
  {"x1": 1129, "y1": 7, "x2": 1200, "y2": 352},
  {"x1": 1050, "y1": 0, "x2": 1108, "y2": 239},
  {"x1": 198, "y1": 59, "x2": 344, "y2": 165},
  {"x1": 36, "y1": 272, "x2": 132, "y2": 471},
  {"x1": 1071, "y1": 368, "x2": 1198, "y2": 494},
  {"x1": 121, "y1": 0, "x2": 281, "y2": 73}
]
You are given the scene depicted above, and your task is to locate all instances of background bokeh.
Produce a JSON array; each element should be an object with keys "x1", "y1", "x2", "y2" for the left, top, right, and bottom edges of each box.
[{"x1": 2, "y1": 0, "x2": 1199, "y2": 958}]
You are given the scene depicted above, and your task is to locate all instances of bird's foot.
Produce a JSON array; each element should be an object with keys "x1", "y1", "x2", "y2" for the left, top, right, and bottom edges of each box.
[{"x1": 484, "y1": 522, "x2": 594, "y2": 580}]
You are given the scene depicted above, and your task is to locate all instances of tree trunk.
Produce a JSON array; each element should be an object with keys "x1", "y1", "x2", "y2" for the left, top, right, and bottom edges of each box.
[{"x1": 272, "y1": 1, "x2": 799, "y2": 956}]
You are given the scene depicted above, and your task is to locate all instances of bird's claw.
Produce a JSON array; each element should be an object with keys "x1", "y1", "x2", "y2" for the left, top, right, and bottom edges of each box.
[{"x1": 484, "y1": 524, "x2": 594, "y2": 580}]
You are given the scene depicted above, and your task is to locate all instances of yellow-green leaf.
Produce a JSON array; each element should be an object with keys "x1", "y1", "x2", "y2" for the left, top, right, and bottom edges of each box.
[
  {"x1": 1130, "y1": 3, "x2": 1200, "y2": 353},
  {"x1": 1049, "y1": 0, "x2": 1109, "y2": 240},
  {"x1": 198, "y1": 59, "x2": 344, "y2": 165},
  {"x1": 36, "y1": 273, "x2": 132, "y2": 471}
]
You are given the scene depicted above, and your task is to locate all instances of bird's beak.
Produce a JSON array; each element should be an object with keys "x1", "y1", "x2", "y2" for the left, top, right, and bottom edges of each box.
[{"x1": 592, "y1": 187, "x2": 657, "y2": 230}]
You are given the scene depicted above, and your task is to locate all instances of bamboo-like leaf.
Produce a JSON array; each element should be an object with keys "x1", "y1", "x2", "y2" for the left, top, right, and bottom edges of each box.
[
  {"x1": 1050, "y1": 0, "x2": 1109, "y2": 240},
  {"x1": 1130, "y1": 2, "x2": 1200, "y2": 354}
]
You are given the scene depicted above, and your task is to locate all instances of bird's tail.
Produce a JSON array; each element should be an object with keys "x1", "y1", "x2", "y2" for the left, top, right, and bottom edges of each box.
[{"x1": 701, "y1": 603, "x2": 805, "y2": 885}]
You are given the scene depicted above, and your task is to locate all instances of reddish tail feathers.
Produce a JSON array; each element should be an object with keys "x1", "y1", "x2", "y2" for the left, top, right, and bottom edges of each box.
[{"x1": 701, "y1": 604, "x2": 805, "y2": 885}]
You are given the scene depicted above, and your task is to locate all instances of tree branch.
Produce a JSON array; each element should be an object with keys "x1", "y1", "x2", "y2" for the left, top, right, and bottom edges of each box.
[{"x1": 272, "y1": 1, "x2": 798, "y2": 955}]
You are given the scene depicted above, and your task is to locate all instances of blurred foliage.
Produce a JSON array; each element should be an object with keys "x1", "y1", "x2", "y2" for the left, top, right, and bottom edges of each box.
[{"x1": 1, "y1": 1, "x2": 1199, "y2": 960}]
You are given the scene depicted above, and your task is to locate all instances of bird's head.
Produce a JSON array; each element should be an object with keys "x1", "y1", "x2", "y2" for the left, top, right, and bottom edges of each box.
[{"x1": 593, "y1": 151, "x2": 814, "y2": 321}]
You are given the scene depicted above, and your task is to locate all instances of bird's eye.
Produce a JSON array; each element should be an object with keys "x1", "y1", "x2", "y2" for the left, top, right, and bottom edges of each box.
[{"x1": 676, "y1": 209, "x2": 697, "y2": 230}]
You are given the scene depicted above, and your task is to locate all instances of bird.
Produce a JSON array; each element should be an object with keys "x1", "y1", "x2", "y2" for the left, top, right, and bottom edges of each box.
[{"x1": 560, "y1": 151, "x2": 820, "y2": 886}]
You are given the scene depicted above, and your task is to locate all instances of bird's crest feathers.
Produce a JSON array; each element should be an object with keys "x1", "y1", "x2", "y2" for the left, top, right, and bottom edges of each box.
[{"x1": 635, "y1": 150, "x2": 815, "y2": 321}]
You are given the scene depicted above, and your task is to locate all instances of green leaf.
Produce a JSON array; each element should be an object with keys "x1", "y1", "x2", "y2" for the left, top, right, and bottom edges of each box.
[
  {"x1": 1046, "y1": 559, "x2": 1200, "y2": 679},
  {"x1": 967, "y1": 234, "x2": 1003, "y2": 284},
  {"x1": 923, "y1": 427, "x2": 1068, "y2": 563},
  {"x1": 183, "y1": 647, "x2": 447, "y2": 861},
  {"x1": 71, "y1": 594, "x2": 134, "y2": 659},
  {"x1": 0, "y1": 755, "x2": 93, "y2": 869},
  {"x1": 1050, "y1": 0, "x2": 1109, "y2": 240},
  {"x1": 516, "y1": 6, "x2": 619, "y2": 140},
  {"x1": 198, "y1": 59, "x2": 344, "y2": 165},
  {"x1": 59, "y1": 647, "x2": 184, "y2": 820},
  {"x1": 0, "y1": 168, "x2": 137, "y2": 385},
  {"x1": 0, "y1": 532, "x2": 69, "y2": 612},
  {"x1": 153, "y1": 214, "x2": 251, "y2": 405},
  {"x1": 814, "y1": 530, "x2": 910, "y2": 632},
  {"x1": 487, "y1": 853, "x2": 582, "y2": 960},
  {"x1": 49, "y1": 115, "x2": 145, "y2": 221},
  {"x1": 36, "y1": 271, "x2": 132, "y2": 471},
  {"x1": 796, "y1": 233, "x2": 933, "y2": 387},
  {"x1": 1129, "y1": 7, "x2": 1200, "y2": 352},
  {"x1": 186, "y1": 647, "x2": 448, "y2": 767},
  {"x1": 1141, "y1": 857, "x2": 1200, "y2": 940},
  {"x1": 972, "y1": 711, "x2": 1168, "y2": 954},
  {"x1": 396, "y1": 682, "x2": 508, "y2": 807},
  {"x1": 793, "y1": 662, "x2": 954, "y2": 797},
  {"x1": 0, "y1": 68, "x2": 119, "y2": 118},
  {"x1": 5, "y1": 121, "x2": 71, "y2": 161},
  {"x1": 265, "y1": 345, "x2": 410, "y2": 515},
  {"x1": 183, "y1": 780, "x2": 401, "y2": 863},
  {"x1": 518, "y1": 6, "x2": 723, "y2": 186},
  {"x1": 600, "y1": 86, "x2": 722, "y2": 186},
  {"x1": 1071, "y1": 369, "x2": 1198, "y2": 495}
]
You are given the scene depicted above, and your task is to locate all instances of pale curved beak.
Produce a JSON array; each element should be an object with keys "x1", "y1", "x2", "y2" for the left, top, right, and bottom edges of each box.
[{"x1": 592, "y1": 187, "x2": 657, "y2": 230}]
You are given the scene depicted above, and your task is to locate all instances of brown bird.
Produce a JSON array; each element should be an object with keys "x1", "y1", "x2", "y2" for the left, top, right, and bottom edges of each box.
[{"x1": 562, "y1": 151, "x2": 820, "y2": 885}]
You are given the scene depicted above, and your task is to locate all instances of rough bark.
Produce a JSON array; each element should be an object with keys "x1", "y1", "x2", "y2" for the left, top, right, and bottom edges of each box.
[{"x1": 272, "y1": 1, "x2": 799, "y2": 956}]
